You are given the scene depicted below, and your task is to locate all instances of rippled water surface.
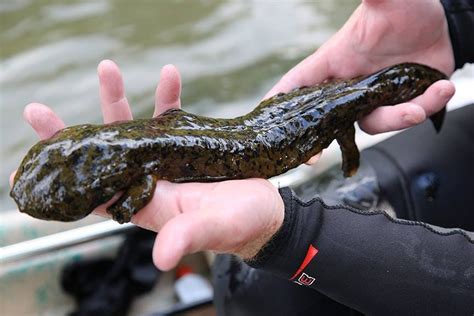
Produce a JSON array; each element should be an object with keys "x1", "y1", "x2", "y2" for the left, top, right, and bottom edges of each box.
[{"x1": 1, "y1": 0, "x2": 361, "y2": 209}]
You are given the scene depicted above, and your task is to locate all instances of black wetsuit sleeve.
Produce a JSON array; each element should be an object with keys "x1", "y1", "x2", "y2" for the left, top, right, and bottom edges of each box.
[
  {"x1": 441, "y1": 0, "x2": 474, "y2": 69},
  {"x1": 248, "y1": 187, "x2": 474, "y2": 315}
]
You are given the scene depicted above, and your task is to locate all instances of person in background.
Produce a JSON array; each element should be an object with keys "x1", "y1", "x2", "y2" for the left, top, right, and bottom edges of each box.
[{"x1": 12, "y1": 0, "x2": 473, "y2": 314}]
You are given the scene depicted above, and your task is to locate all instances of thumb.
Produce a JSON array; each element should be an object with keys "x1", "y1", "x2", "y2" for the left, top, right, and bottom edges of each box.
[{"x1": 152, "y1": 211, "x2": 223, "y2": 271}]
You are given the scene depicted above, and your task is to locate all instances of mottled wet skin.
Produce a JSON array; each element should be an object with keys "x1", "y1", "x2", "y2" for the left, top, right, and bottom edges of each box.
[{"x1": 10, "y1": 63, "x2": 447, "y2": 223}]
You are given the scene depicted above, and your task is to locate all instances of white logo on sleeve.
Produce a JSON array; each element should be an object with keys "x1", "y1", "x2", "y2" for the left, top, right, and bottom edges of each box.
[{"x1": 294, "y1": 273, "x2": 315, "y2": 286}]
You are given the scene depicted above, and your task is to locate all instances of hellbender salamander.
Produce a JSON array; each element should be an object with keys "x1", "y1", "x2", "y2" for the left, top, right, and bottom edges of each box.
[{"x1": 10, "y1": 63, "x2": 447, "y2": 223}]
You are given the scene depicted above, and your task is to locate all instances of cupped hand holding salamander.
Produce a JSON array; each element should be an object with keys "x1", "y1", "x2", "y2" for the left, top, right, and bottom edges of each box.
[{"x1": 11, "y1": 0, "x2": 456, "y2": 271}]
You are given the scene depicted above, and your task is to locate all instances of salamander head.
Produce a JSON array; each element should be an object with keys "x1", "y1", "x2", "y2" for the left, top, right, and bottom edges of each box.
[
  {"x1": 9, "y1": 124, "x2": 126, "y2": 221},
  {"x1": 9, "y1": 137, "x2": 97, "y2": 221},
  {"x1": 10, "y1": 124, "x2": 135, "y2": 221}
]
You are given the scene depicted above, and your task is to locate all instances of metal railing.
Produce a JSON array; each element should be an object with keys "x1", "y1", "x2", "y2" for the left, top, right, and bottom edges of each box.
[{"x1": 0, "y1": 220, "x2": 135, "y2": 263}]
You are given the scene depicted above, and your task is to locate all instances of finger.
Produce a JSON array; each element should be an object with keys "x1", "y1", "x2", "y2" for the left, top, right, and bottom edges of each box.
[
  {"x1": 23, "y1": 103, "x2": 66, "y2": 139},
  {"x1": 410, "y1": 80, "x2": 455, "y2": 116},
  {"x1": 305, "y1": 152, "x2": 322, "y2": 166},
  {"x1": 91, "y1": 192, "x2": 123, "y2": 219},
  {"x1": 154, "y1": 64, "x2": 182, "y2": 117},
  {"x1": 359, "y1": 80, "x2": 455, "y2": 134},
  {"x1": 152, "y1": 211, "x2": 220, "y2": 271},
  {"x1": 130, "y1": 181, "x2": 208, "y2": 232},
  {"x1": 264, "y1": 52, "x2": 330, "y2": 99},
  {"x1": 359, "y1": 103, "x2": 426, "y2": 134},
  {"x1": 98, "y1": 59, "x2": 133, "y2": 123}
]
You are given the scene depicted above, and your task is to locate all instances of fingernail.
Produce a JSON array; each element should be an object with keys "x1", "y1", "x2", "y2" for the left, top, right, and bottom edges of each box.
[
  {"x1": 9, "y1": 171, "x2": 17, "y2": 187},
  {"x1": 162, "y1": 64, "x2": 176, "y2": 71},
  {"x1": 438, "y1": 87, "x2": 454, "y2": 99},
  {"x1": 23, "y1": 103, "x2": 36, "y2": 124},
  {"x1": 305, "y1": 152, "x2": 322, "y2": 165}
]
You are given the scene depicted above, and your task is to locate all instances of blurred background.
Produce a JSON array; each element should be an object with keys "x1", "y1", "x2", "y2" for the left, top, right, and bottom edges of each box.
[
  {"x1": 1, "y1": 0, "x2": 360, "y2": 211},
  {"x1": 1, "y1": 1, "x2": 473, "y2": 315}
]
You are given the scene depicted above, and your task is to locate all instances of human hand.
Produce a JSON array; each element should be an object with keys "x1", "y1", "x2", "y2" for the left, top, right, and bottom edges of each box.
[
  {"x1": 266, "y1": 0, "x2": 456, "y2": 139},
  {"x1": 10, "y1": 60, "x2": 284, "y2": 271}
]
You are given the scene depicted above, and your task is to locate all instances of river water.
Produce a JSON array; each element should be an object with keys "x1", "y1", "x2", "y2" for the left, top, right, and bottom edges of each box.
[
  {"x1": 0, "y1": 0, "x2": 360, "y2": 210},
  {"x1": 1, "y1": 0, "x2": 472, "y2": 211}
]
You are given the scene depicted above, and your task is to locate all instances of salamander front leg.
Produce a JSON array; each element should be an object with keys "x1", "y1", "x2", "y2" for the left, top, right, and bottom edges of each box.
[
  {"x1": 336, "y1": 125, "x2": 360, "y2": 177},
  {"x1": 107, "y1": 174, "x2": 158, "y2": 224}
]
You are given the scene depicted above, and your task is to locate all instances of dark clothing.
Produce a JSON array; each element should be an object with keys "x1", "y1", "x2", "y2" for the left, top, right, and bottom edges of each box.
[
  {"x1": 62, "y1": 229, "x2": 160, "y2": 316},
  {"x1": 441, "y1": 0, "x2": 474, "y2": 69},
  {"x1": 250, "y1": 188, "x2": 473, "y2": 315},
  {"x1": 363, "y1": 109, "x2": 474, "y2": 231},
  {"x1": 213, "y1": 1, "x2": 474, "y2": 315},
  {"x1": 214, "y1": 106, "x2": 474, "y2": 315}
]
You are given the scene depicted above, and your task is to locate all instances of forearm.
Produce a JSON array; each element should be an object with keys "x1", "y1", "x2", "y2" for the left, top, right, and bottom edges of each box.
[
  {"x1": 441, "y1": 0, "x2": 474, "y2": 69},
  {"x1": 248, "y1": 188, "x2": 474, "y2": 315}
]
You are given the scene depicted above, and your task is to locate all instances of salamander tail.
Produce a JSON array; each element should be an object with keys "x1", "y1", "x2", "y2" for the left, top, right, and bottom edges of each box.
[{"x1": 429, "y1": 107, "x2": 446, "y2": 133}]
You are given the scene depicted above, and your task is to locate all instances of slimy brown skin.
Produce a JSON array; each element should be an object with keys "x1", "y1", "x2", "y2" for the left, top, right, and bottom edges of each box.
[{"x1": 10, "y1": 63, "x2": 447, "y2": 223}]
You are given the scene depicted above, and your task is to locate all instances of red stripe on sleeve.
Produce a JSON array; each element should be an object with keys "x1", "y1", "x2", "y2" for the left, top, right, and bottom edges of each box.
[{"x1": 289, "y1": 244, "x2": 319, "y2": 281}]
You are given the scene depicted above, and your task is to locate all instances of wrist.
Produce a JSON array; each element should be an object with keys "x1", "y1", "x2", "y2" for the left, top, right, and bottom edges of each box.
[
  {"x1": 234, "y1": 188, "x2": 285, "y2": 260},
  {"x1": 245, "y1": 187, "x2": 321, "y2": 280},
  {"x1": 242, "y1": 187, "x2": 295, "y2": 265}
]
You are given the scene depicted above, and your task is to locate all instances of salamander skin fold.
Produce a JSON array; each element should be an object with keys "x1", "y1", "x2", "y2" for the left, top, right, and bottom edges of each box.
[{"x1": 10, "y1": 63, "x2": 447, "y2": 223}]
